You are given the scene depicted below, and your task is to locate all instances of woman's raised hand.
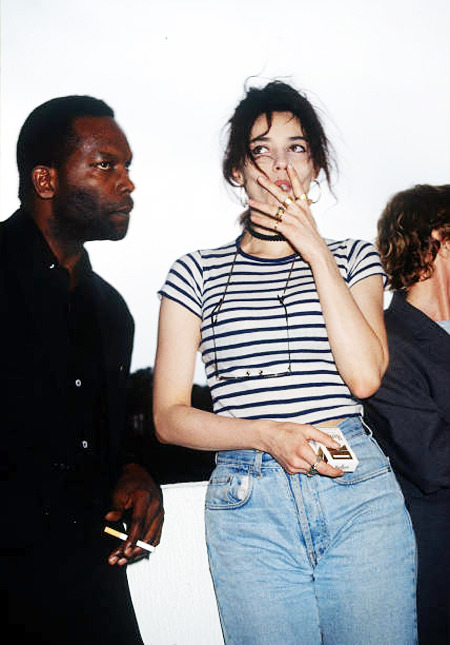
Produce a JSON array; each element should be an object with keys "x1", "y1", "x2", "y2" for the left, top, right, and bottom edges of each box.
[{"x1": 248, "y1": 164, "x2": 328, "y2": 264}]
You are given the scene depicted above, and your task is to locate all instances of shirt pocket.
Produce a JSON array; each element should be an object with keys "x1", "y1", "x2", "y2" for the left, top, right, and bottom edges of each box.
[{"x1": 205, "y1": 464, "x2": 253, "y2": 510}]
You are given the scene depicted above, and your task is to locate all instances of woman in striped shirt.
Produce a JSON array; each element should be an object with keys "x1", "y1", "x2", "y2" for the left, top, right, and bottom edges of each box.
[{"x1": 154, "y1": 81, "x2": 417, "y2": 644}]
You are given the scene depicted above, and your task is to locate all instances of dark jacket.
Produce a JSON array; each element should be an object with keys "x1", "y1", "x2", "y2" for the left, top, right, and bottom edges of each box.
[
  {"x1": 1, "y1": 210, "x2": 135, "y2": 544},
  {"x1": 364, "y1": 291, "x2": 450, "y2": 494}
]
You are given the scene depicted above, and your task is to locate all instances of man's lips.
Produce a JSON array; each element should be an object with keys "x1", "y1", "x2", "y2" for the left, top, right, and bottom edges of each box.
[
  {"x1": 112, "y1": 197, "x2": 134, "y2": 212},
  {"x1": 108, "y1": 199, "x2": 134, "y2": 217}
]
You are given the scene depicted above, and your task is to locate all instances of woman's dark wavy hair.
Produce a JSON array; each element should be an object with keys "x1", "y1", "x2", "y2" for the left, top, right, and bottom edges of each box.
[
  {"x1": 17, "y1": 95, "x2": 114, "y2": 203},
  {"x1": 223, "y1": 80, "x2": 334, "y2": 189},
  {"x1": 377, "y1": 184, "x2": 450, "y2": 291}
]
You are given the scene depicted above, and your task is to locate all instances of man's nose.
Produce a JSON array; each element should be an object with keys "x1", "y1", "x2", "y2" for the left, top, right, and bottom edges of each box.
[{"x1": 117, "y1": 167, "x2": 135, "y2": 193}]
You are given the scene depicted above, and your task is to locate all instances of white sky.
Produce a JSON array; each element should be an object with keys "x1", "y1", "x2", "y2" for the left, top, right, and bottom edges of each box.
[{"x1": 1, "y1": 0, "x2": 449, "y2": 383}]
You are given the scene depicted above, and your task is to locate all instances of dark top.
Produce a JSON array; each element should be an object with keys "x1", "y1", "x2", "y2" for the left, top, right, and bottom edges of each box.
[
  {"x1": 1, "y1": 209, "x2": 136, "y2": 545},
  {"x1": 364, "y1": 291, "x2": 450, "y2": 494}
]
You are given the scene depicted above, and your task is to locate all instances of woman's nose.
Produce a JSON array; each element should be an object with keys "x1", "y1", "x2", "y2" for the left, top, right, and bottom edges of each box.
[{"x1": 273, "y1": 151, "x2": 288, "y2": 170}]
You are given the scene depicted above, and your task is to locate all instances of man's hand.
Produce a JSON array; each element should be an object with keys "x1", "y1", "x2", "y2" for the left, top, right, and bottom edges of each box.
[{"x1": 105, "y1": 463, "x2": 164, "y2": 566}]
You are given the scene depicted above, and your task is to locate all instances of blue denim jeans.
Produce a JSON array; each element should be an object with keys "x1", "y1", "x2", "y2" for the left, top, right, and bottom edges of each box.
[{"x1": 205, "y1": 417, "x2": 417, "y2": 645}]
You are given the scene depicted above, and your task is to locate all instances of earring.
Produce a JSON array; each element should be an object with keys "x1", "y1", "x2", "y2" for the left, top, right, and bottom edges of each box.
[
  {"x1": 308, "y1": 179, "x2": 322, "y2": 205},
  {"x1": 238, "y1": 186, "x2": 248, "y2": 207}
]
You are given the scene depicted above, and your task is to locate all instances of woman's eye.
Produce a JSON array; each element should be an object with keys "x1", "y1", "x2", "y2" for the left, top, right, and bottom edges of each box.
[
  {"x1": 289, "y1": 144, "x2": 307, "y2": 153},
  {"x1": 251, "y1": 145, "x2": 270, "y2": 156}
]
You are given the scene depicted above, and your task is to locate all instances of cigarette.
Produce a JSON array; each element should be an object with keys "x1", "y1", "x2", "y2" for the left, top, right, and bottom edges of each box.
[{"x1": 104, "y1": 525, "x2": 156, "y2": 553}]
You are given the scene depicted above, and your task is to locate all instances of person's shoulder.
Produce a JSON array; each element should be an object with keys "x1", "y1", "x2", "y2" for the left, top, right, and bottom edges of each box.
[
  {"x1": 91, "y1": 271, "x2": 133, "y2": 321},
  {"x1": 385, "y1": 293, "x2": 427, "y2": 341},
  {"x1": 325, "y1": 238, "x2": 380, "y2": 269},
  {"x1": 175, "y1": 239, "x2": 237, "y2": 261},
  {"x1": 0, "y1": 211, "x2": 27, "y2": 245},
  {"x1": 325, "y1": 238, "x2": 376, "y2": 254},
  {"x1": 169, "y1": 239, "x2": 238, "y2": 272}
]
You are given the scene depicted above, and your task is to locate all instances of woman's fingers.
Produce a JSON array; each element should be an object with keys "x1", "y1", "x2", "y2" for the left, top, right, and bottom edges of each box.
[
  {"x1": 283, "y1": 448, "x2": 343, "y2": 478},
  {"x1": 256, "y1": 174, "x2": 292, "y2": 203},
  {"x1": 286, "y1": 163, "x2": 309, "y2": 204},
  {"x1": 274, "y1": 423, "x2": 344, "y2": 478}
]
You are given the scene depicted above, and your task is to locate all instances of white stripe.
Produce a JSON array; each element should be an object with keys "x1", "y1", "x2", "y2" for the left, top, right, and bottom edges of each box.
[{"x1": 160, "y1": 236, "x2": 384, "y2": 425}]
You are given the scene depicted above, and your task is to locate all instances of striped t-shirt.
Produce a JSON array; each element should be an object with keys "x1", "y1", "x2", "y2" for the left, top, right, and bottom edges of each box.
[{"x1": 160, "y1": 236, "x2": 385, "y2": 426}]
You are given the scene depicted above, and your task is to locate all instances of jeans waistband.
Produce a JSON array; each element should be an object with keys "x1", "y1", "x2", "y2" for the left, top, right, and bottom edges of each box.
[{"x1": 215, "y1": 416, "x2": 367, "y2": 473}]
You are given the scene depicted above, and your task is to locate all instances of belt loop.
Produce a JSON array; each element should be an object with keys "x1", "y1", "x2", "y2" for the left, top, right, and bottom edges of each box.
[
  {"x1": 361, "y1": 416, "x2": 373, "y2": 437},
  {"x1": 252, "y1": 450, "x2": 263, "y2": 475}
]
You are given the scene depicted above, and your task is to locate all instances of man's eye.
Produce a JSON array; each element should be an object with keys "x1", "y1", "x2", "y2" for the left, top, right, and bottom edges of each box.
[
  {"x1": 97, "y1": 161, "x2": 113, "y2": 169},
  {"x1": 251, "y1": 145, "x2": 270, "y2": 156}
]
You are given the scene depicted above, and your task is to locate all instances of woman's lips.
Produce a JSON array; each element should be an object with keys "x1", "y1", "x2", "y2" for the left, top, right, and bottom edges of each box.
[{"x1": 275, "y1": 180, "x2": 291, "y2": 192}]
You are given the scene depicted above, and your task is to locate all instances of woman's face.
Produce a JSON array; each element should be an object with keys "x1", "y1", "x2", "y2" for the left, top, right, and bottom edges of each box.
[{"x1": 234, "y1": 111, "x2": 316, "y2": 206}]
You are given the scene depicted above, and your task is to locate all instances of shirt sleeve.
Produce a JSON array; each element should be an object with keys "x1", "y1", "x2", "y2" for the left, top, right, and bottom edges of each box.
[
  {"x1": 345, "y1": 239, "x2": 387, "y2": 288},
  {"x1": 158, "y1": 251, "x2": 203, "y2": 319}
]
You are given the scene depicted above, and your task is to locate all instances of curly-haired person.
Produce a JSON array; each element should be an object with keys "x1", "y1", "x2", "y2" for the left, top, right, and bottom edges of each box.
[{"x1": 365, "y1": 184, "x2": 450, "y2": 645}]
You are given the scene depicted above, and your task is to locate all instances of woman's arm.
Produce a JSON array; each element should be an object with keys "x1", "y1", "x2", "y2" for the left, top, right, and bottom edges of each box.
[
  {"x1": 153, "y1": 296, "x2": 343, "y2": 476},
  {"x1": 309, "y1": 260, "x2": 388, "y2": 399},
  {"x1": 249, "y1": 166, "x2": 388, "y2": 398}
]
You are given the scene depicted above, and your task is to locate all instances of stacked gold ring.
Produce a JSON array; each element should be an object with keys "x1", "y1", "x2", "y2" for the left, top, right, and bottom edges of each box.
[
  {"x1": 275, "y1": 206, "x2": 285, "y2": 221},
  {"x1": 299, "y1": 193, "x2": 308, "y2": 202},
  {"x1": 282, "y1": 196, "x2": 294, "y2": 208}
]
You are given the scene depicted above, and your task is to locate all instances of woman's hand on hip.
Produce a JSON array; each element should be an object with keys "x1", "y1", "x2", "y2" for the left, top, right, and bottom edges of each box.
[{"x1": 261, "y1": 420, "x2": 344, "y2": 477}]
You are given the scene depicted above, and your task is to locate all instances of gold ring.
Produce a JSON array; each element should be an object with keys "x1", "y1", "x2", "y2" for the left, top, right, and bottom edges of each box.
[
  {"x1": 299, "y1": 193, "x2": 308, "y2": 202},
  {"x1": 275, "y1": 206, "x2": 285, "y2": 221},
  {"x1": 274, "y1": 221, "x2": 279, "y2": 232},
  {"x1": 282, "y1": 196, "x2": 294, "y2": 208}
]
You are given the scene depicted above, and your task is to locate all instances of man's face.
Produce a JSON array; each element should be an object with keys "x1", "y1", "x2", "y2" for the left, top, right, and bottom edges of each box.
[{"x1": 53, "y1": 115, "x2": 134, "y2": 242}]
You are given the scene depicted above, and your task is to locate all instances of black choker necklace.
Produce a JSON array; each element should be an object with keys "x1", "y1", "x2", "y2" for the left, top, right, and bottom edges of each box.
[{"x1": 246, "y1": 219, "x2": 285, "y2": 242}]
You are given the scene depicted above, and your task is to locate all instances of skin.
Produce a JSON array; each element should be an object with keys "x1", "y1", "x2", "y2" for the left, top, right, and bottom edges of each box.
[
  {"x1": 28, "y1": 115, "x2": 164, "y2": 564},
  {"x1": 236, "y1": 111, "x2": 316, "y2": 212},
  {"x1": 406, "y1": 230, "x2": 450, "y2": 321},
  {"x1": 153, "y1": 111, "x2": 388, "y2": 477}
]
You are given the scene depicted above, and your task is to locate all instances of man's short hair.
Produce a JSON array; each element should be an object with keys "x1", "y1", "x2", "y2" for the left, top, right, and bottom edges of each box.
[{"x1": 17, "y1": 95, "x2": 114, "y2": 203}]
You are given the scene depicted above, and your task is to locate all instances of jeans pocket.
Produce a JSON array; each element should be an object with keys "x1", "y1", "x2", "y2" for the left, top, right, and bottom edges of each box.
[
  {"x1": 205, "y1": 464, "x2": 253, "y2": 510},
  {"x1": 333, "y1": 431, "x2": 392, "y2": 486}
]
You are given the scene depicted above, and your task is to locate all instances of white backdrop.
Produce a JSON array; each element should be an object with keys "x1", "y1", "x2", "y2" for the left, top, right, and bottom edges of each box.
[{"x1": 2, "y1": 0, "x2": 449, "y2": 383}]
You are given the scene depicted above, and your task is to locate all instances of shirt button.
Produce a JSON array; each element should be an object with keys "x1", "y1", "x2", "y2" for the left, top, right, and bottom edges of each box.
[
  {"x1": 49, "y1": 263, "x2": 56, "y2": 269},
  {"x1": 81, "y1": 440, "x2": 88, "y2": 449},
  {"x1": 75, "y1": 379, "x2": 82, "y2": 387}
]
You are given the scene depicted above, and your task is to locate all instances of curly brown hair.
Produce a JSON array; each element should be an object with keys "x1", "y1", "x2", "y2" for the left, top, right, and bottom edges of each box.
[{"x1": 377, "y1": 184, "x2": 450, "y2": 291}]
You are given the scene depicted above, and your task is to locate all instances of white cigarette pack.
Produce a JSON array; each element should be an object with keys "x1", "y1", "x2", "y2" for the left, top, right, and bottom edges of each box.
[{"x1": 309, "y1": 427, "x2": 359, "y2": 472}]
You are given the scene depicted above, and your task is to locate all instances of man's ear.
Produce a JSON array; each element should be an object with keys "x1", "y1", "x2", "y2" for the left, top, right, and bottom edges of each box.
[
  {"x1": 431, "y1": 228, "x2": 450, "y2": 255},
  {"x1": 31, "y1": 166, "x2": 58, "y2": 199}
]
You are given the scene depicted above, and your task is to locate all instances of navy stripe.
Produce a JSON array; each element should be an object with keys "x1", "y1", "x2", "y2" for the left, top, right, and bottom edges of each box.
[{"x1": 160, "y1": 236, "x2": 383, "y2": 424}]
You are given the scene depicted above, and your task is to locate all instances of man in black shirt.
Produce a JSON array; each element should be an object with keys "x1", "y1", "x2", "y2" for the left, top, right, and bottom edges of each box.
[{"x1": 1, "y1": 96, "x2": 164, "y2": 643}]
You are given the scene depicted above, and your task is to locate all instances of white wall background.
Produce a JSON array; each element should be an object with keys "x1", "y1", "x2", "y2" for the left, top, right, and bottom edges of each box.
[
  {"x1": 126, "y1": 482, "x2": 224, "y2": 644},
  {"x1": 2, "y1": 0, "x2": 449, "y2": 383}
]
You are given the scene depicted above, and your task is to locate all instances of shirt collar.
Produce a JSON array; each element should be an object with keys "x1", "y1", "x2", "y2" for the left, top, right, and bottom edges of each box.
[{"x1": 14, "y1": 208, "x2": 92, "y2": 279}]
